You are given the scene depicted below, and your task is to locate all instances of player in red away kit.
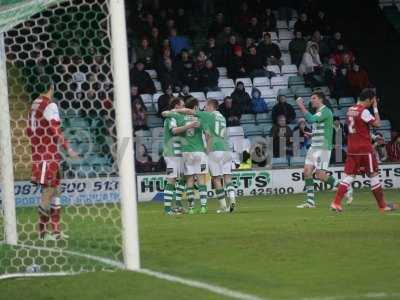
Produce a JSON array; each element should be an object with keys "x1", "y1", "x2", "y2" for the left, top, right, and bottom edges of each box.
[
  {"x1": 331, "y1": 89, "x2": 396, "y2": 213},
  {"x1": 27, "y1": 84, "x2": 79, "y2": 240}
]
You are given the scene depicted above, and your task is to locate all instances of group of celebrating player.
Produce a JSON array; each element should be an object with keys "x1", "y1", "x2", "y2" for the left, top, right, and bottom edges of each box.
[{"x1": 27, "y1": 83, "x2": 395, "y2": 240}]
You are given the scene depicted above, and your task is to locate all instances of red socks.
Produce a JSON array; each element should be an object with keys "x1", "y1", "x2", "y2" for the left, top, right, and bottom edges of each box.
[
  {"x1": 50, "y1": 205, "x2": 61, "y2": 234},
  {"x1": 372, "y1": 185, "x2": 386, "y2": 209},
  {"x1": 38, "y1": 205, "x2": 49, "y2": 238},
  {"x1": 334, "y1": 183, "x2": 349, "y2": 206}
]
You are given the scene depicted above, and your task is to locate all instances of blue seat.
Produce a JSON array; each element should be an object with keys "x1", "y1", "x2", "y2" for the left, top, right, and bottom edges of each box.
[
  {"x1": 339, "y1": 97, "x2": 355, "y2": 107},
  {"x1": 272, "y1": 157, "x2": 289, "y2": 168},
  {"x1": 290, "y1": 156, "x2": 305, "y2": 167},
  {"x1": 147, "y1": 115, "x2": 163, "y2": 128},
  {"x1": 256, "y1": 113, "x2": 272, "y2": 124},
  {"x1": 242, "y1": 124, "x2": 263, "y2": 137},
  {"x1": 240, "y1": 114, "x2": 256, "y2": 125}
]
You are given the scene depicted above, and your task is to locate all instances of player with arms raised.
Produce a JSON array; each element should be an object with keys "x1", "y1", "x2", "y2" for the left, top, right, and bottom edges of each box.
[
  {"x1": 331, "y1": 89, "x2": 396, "y2": 212},
  {"x1": 27, "y1": 83, "x2": 78, "y2": 240}
]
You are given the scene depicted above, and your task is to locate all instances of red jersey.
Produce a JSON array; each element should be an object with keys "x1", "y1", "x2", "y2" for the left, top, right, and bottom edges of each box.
[
  {"x1": 346, "y1": 104, "x2": 375, "y2": 154},
  {"x1": 26, "y1": 96, "x2": 68, "y2": 162}
]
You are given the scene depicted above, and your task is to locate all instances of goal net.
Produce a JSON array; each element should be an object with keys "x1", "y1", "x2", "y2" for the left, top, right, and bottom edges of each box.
[{"x1": 0, "y1": 0, "x2": 139, "y2": 276}]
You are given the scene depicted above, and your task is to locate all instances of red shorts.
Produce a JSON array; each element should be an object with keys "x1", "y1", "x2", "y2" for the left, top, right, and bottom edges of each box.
[
  {"x1": 344, "y1": 153, "x2": 379, "y2": 175},
  {"x1": 31, "y1": 160, "x2": 61, "y2": 188}
]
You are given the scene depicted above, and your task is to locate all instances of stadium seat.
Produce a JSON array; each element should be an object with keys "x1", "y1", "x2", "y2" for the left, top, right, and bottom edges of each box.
[
  {"x1": 145, "y1": 69, "x2": 157, "y2": 79},
  {"x1": 147, "y1": 115, "x2": 163, "y2": 128},
  {"x1": 152, "y1": 92, "x2": 163, "y2": 103},
  {"x1": 190, "y1": 92, "x2": 206, "y2": 101},
  {"x1": 338, "y1": 97, "x2": 355, "y2": 107},
  {"x1": 151, "y1": 127, "x2": 164, "y2": 139},
  {"x1": 278, "y1": 30, "x2": 294, "y2": 40},
  {"x1": 235, "y1": 77, "x2": 252, "y2": 87},
  {"x1": 277, "y1": 20, "x2": 288, "y2": 29},
  {"x1": 218, "y1": 78, "x2": 235, "y2": 88},
  {"x1": 221, "y1": 87, "x2": 234, "y2": 97},
  {"x1": 290, "y1": 156, "x2": 305, "y2": 167},
  {"x1": 206, "y1": 91, "x2": 225, "y2": 101},
  {"x1": 336, "y1": 107, "x2": 348, "y2": 118},
  {"x1": 240, "y1": 114, "x2": 256, "y2": 125},
  {"x1": 279, "y1": 39, "x2": 290, "y2": 51},
  {"x1": 267, "y1": 65, "x2": 281, "y2": 74},
  {"x1": 262, "y1": 123, "x2": 273, "y2": 136},
  {"x1": 271, "y1": 75, "x2": 289, "y2": 88},
  {"x1": 291, "y1": 86, "x2": 312, "y2": 97},
  {"x1": 242, "y1": 124, "x2": 263, "y2": 136},
  {"x1": 258, "y1": 86, "x2": 279, "y2": 100},
  {"x1": 288, "y1": 19, "x2": 296, "y2": 30},
  {"x1": 253, "y1": 77, "x2": 270, "y2": 87},
  {"x1": 288, "y1": 75, "x2": 305, "y2": 87},
  {"x1": 277, "y1": 88, "x2": 295, "y2": 97},
  {"x1": 281, "y1": 64, "x2": 298, "y2": 75},
  {"x1": 217, "y1": 67, "x2": 228, "y2": 78},
  {"x1": 256, "y1": 113, "x2": 272, "y2": 124},
  {"x1": 281, "y1": 53, "x2": 292, "y2": 65},
  {"x1": 380, "y1": 129, "x2": 391, "y2": 141},
  {"x1": 272, "y1": 157, "x2": 289, "y2": 168},
  {"x1": 268, "y1": 31, "x2": 278, "y2": 41},
  {"x1": 227, "y1": 126, "x2": 244, "y2": 137}
]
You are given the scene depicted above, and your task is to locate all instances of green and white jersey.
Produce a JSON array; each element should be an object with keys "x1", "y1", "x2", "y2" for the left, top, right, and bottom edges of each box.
[
  {"x1": 163, "y1": 113, "x2": 185, "y2": 157},
  {"x1": 305, "y1": 105, "x2": 333, "y2": 150},
  {"x1": 181, "y1": 114, "x2": 206, "y2": 153},
  {"x1": 195, "y1": 110, "x2": 228, "y2": 152}
]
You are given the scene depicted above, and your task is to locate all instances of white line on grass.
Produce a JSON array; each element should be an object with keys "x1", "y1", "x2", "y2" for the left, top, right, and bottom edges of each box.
[
  {"x1": 138, "y1": 268, "x2": 265, "y2": 300},
  {"x1": 302, "y1": 292, "x2": 400, "y2": 300}
]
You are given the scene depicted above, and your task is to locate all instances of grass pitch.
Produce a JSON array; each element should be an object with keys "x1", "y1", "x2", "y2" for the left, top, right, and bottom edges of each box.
[{"x1": 1, "y1": 189, "x2": 400, "y2": 300}]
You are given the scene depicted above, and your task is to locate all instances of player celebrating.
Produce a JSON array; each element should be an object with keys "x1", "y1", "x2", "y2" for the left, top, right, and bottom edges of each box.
[
  {"x1": 170, "y1": 99, "x2": 237, "y2": 213},
  {"x1": 296, "y1": 92, "x2": 351, "y2": 208},
  {"x1": 331, "y1": 89, "x2": 396, "y2": 212},
  {"x1": 27, "y1": 83, "x2": 78, "y2": 240},
  {"x1": 162, "y1": 98, "x2": 199, "y2": 215}
]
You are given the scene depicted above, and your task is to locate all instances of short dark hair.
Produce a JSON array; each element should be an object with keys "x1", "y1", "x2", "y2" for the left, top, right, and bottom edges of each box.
[
  {"x1": 185, "y1": 97, "x2": 199, "y2": 109},
  {"x1": 207, "y1": 99, "x2": 219, "y2": 110},
  {"x1": 359, "y1": 88, "x2": 376, "y2": 102},
  {"x1": 169, "y1": 97, "x2": 183, "y2": 110},
  {"x1": 311, "y1": 91, "x2": 326, "y2": 102}
]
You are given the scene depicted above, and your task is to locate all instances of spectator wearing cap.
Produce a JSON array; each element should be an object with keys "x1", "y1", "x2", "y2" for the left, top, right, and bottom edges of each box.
[
  {"x1": 289, "y1": 31, "x2": 307, "y2": 67},
  {"x1": 245, "y1": 44, "x2": 267, "y2": 79},
  {"x1": 169, "y1": 28, "x2": 190, "y2": 57},
  {"x1": 199, "y1": 59, "x2": 219, "y2": 92},
  {"x1": 130, "y1": 61, "x2": 156, "y2": 94},
  {"x1": 219, "y1": 96, "x2": 242, "y2": 127},
  {"x1": 227, "y1": 45, "x2": 248, "y2": 80},
  {"x1": 257, "y1": 33, "x2": 282, "y2": 66},
  {"x1": 271, "y1": 95, "x2": 296, "y2": 124},
  {"x1": 136, "y1": 37, "x2": 154, "y2": 69},
  {"x1": 231, "y1": 81, "x2": 252, "y2": 114},
  {"x1": 294, "y1": 13, "x2": 314, "y2": 38}
]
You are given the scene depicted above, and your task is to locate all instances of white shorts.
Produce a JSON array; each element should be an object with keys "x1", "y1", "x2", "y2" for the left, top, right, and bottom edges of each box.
[
  {"x1": 305, "y1": 148, "x2": 331, "y2": 171},
  {"x1": 208, "y1": 151, "x2": 232, "y2": 177},
  {"x1": 164, "y1": 156, "x2": 184, "y2": 179},
  {"x1": 183, "y1": 152, "x2": 208, "y2": 176}
]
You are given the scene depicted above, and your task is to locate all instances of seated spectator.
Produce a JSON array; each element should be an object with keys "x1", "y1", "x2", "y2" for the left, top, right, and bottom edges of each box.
[
  {"x1": 348, "y1": 64, "x2": 370, "y2": 98},
  {"x1": 311, "y1": 30, "x2": 330, "y2": 61},
  {"x1": 136, "y1": 37, "x2": 154, "y2": 69},
  {"x1": 231, "y1": 81, "x2": 252, "y2": 114},
  {"x1": 386, "y1": 133, "x2": 400, "y2": 162},
  {"x1": 329, "y1": 32, "x2": 345, "y2": 53},
  {"x1": 257, "y1": 33, "x2": 282, "y2": 66},
  {"x1": 158, "y1": 57, "x2": 182, "y2": 91},
  {"x1": 199, "y1": 59, "x2": 219, "y2": 92},
  {"x1": 217, "y1": 26, "x2": 239, "y2": 47},
  {"x1": 292, "y1": 118, "x2": 311, "y2": 155},
  {"x1": 130, "y1": 61, "x2": 156, "y2": 94},
  {"x1": 372, "y1": 133, "x2": 388, "y2": 162},
  {"x1": 140, "y1": 13, "x2": 156, "y2": 37},
  {"x1": 219, "y1": 96, "x2": 241, "y2": 126},
  {"x1": 313, "y1": 11, "x2": 331, "y2": 36},
  {"x1": 331, "y1": 67, "x2": 352, "y2": 100},
  {"x1": 271, "y1": 115, "x2": 293, "y2": 158},
  {"x1": 135, "y1": 144, "x2": 153, "y2": 173},
  {"x1": 272, "y1": 95, "x2": 296, "y2": 124},
  {"x1": 235, "y1": 1, "x2": 252, "y2": 34},
  {"x1": 175, "y1": 8, "x2": 191, "y2": 36},
  {"x1": 330, "y1": 45, "x2": 354, "y2": 67},
  {"x1": 169, "y1": 28, "x2": 190, "y2": 57},
  {"x1": 245, "y1": 45, "x2": 268, "y2": 78},
  {"x1": 175, "y1": 49, "x2": 193, "y2": 72},
  {"x1": 178, "y1": 85, "x2": 193, "y2": 103},
  {"x1": 150, "y1": 27, "x2": 162, "y2": 54},
  {"x1": 299, "y1": 42, "x2": 324, "y2": 87},
  {"x1": 251, "y1": 87, "x2": 269, "y2": 114},
  {"x1": 227, "y1": 45, "x2": 248, "y2": 80},
  {"x1": 222, "y1": 34, "x2": 240, "y2": 65},
  {"x1": 261, "y1": 8, "x2": 277, "y2": 32},
  {"x1": 157, "y1": 84, "x2": 174, "y2": 118},
  {"x1": 331, "y1": 116, "x2": 348, "y2": 163},
  {"x1": 289, "y1": 31, "x2": 307, "y2": 67},
  {"x1": 180, "y1": 59, "x2": 201, "y2": 91},
  {"x1": 132, "y1": 98, "x2": 148, "y2": 131},
  {"x1": 294, "y1": 13, "x2": 314, "y2": 38},
  {"x1": 131, "y1": 86, "x2": 145, "y2": 107},
  {"x1": 244, "y1": 37, "x2": 255, "y2": 54},
  {"x1": 208, "y1": 12, "x2": 227, "y2": 37},
  {"x1": 203, "y1": 37, "x2": 223, "y2": 66},
  {"x1": 245, "y1": 17, "x2": 263, "y2": 41}
]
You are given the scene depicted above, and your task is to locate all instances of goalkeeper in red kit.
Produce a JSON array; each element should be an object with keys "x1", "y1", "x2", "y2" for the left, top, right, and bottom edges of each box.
[
  {"x1": 26, "y1": 83, "x2": 79, "y2": 240},
  {"x1": 331, "y1": 89, "x2": 397, "y2": 213}
]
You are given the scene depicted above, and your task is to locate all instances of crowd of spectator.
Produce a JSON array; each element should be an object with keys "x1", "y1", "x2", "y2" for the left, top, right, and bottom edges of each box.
[{"x1": 124, "y1": 1, "x2": 399, "y2": 172}]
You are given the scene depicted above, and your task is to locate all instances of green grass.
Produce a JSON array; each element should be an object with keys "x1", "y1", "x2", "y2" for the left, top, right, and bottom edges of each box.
[{"x1": 1, "y1": 189, "x2": 400, "y2": 300}]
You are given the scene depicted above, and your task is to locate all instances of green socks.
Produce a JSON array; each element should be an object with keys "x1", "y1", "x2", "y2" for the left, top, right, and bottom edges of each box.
[
  {"x1": 305, "y1": 178, "x2": 315, "y2": 205},
  {"x1": 175, "y1": 180, "x2": 185, "y2": 208},
  {"x1": 186, "y1": 188, "x2": 195, "y2": 209},
  {"x1": 216, "y1": 188, "x2": 227, "y2": 210},
  {"x1": 198, "y1": 185, "x2": 207, "y2": 207},
  {"x1": 164, "y1": 183, "x2": 174, "y2": 212}
]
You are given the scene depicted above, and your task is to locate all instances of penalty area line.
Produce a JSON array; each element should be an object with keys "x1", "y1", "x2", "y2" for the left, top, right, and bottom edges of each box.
[{"x1": 138, "y1": 268, "x2": 265, "y2": 300}]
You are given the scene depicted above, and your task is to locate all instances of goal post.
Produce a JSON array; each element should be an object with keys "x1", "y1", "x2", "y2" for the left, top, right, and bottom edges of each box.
[{"x1": 0, "y1": 0, "x2": 140, "y2": 276}]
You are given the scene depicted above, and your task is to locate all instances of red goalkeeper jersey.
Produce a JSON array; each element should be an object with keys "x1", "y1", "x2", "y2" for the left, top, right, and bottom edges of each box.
[{"x1": 26, "y1": 96, "x2": 68, "y2": 162}]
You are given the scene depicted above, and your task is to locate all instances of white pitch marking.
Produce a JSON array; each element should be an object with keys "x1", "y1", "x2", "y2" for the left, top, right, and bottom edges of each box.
[{"x1": 301, "y1": 292, "x2": 400, "y2": 300}]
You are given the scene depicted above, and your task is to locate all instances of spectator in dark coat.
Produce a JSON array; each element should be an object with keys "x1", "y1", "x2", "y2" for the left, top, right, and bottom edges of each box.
[
  {"x1": 131, "y1": 86, "x2": 146, "y2": 108},
  {"x1": 348, "y1": 64, "x2": 370, "y2": 97},
  {"x1": 329, "y1": 32, "x2": 345, "y2": 53},
  {"x1": 219, "y1": 96, "x2": 242, "y2": 126},
  {"x1": 222, "y1": 34, "x2": 240, "y2": 66},
  {"x1": 158, "y1": 57, "x2": 182, "y2": 91},
  {"x1": 157, "y1": 84, "x2": 174, "y2": 118},
  {"x1": 130, "y1": 61, "x2": 156, "y2": 94},
  {"x1": 231, "y1": 81, "x2": 252, "y2": 114},
  {"x1": 208, "y1": 12, "x2": 226, "y2": 37},
  {"x1": 289, "y1": 31, "x2": 307, "y2": 67},
  {"x1": 235, "y1": 2, "x2": 252, "y2": 35},
  {"x1": 261, "y1": 8, "x2": 277, "y2": 32},
  {"x1": 180, "y1": 61, "x2": 201, "y2": 91},
  {"x1": 313, "y1": 11, "x2": 331, "y2": 36},
  {"x1": 251, "y1": 87, "x2": 269, "y2": 114},
  {"x1": 245, "y1": 45, "x2": 267, "y2": 78},
  {"x1": 271, "y1": 95, "x2": 296, "y2": 124},
  {"x1": 203, "y1": 37, "x2": 223, "y2": 67},
  {"x1": 136, "y1": 37, "x2": 155, "y2": 69},
  {"x1": 271, "y1": 115, "x2": 293, "y2": 157},
  {"x1": 311, "y1": 30, "x2": 331, "y2": 61},
  {"x1": 175, "y1": 8, "x2": 191, "y2": 36},
  {"x1": 244, "y1": 17, "x2": 264, "y2": 41},
  {"x1": 227, "y1": 45, "x2": 248, "y2": 80},
  {"x1": 199, "y1": 59, "x2": 219, "y2": 92},
  {"x1": 135, "y1": 144, "x2": 154, "y2": 173},
  {"x1": 331, "y1": 67, "x2": 351, "y2": 100},
  {"x1": 294, "y1": 13, "x2": 314, "y2": 38},
  {"x1": 257, "y1": 33, "x2": 282, "y2": 65}
]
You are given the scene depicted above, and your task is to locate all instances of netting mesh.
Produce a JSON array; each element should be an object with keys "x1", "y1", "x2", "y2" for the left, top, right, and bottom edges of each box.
[{"x1": 0, "y1": 0, "x2": 125, "y2": 274}]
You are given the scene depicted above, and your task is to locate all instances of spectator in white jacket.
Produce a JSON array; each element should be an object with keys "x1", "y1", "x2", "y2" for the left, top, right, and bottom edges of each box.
[{"x1": 299, "y1": 42, "x2": 322, "y2": 75}]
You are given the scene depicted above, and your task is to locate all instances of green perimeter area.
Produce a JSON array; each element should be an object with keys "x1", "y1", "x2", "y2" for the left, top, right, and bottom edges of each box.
[{"x1": 1, "y1": 190, "x2": 400, "y2": 300}]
